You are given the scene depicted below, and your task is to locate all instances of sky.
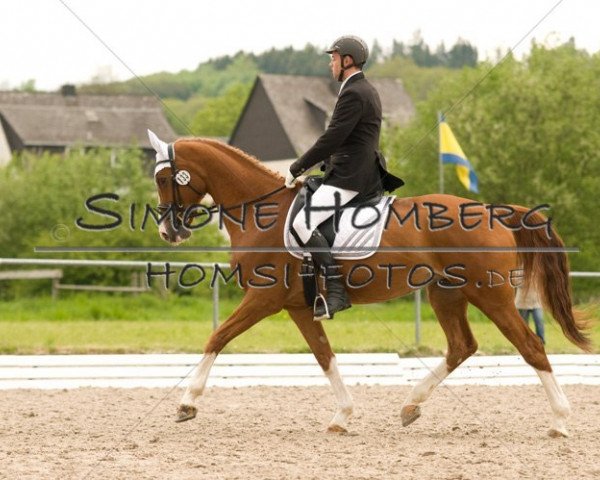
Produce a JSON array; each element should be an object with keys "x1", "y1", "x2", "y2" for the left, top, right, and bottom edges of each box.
[{"x1": 0, "y1": 0, "x2": 598, "y2": 91}]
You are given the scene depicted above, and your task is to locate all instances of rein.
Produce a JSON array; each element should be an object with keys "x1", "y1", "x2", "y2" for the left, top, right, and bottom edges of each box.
[
  {"x1": 209, "y1": 185, "x2": 287, "y2": 213},
  {"x1": 176, "y1": 184, "x2": 286, "y2": 218},
  {"x1": 155, "y1": 152, "x2": 286, "y2": 223}
]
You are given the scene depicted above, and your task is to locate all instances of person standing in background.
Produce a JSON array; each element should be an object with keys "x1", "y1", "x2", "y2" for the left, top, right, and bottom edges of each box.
[{"x1": 515, "y1": 282, "x2": 545, "y2": 344}]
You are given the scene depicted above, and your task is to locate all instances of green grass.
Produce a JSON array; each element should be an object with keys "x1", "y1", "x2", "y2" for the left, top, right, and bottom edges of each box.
[{"x1": 0, "y1": 294, "x2": 598, "y2": 355}]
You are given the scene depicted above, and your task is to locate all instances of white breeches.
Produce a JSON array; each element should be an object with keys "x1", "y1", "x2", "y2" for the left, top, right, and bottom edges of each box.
[{"x1": 292, "y1": 184, "x2": 359, "y2": 244}]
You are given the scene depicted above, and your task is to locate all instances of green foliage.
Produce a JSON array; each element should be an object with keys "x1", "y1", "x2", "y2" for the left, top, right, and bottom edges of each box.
[
  {"x1": 80, "y1": 54, "x2": 259, "y2": 102},
  {"x1": 190, "y1": 82, "x2": 251, "y2": 137},
  {"x1": 84, "y1": 55, "x2": 260, "y2": 136},
  {"x1": 370, "y1": 40, "x2": 384, "y2": 64},
  {"x1": 162, "y1": 95, "x2": 206, "y2": 135},
  {"x1": 0, "y1": 149, "x2": 227, "y2": 296},
  {"x1": 193, "y1": 54, "x2": 260, "y2": 98},
  {"x1": 389, "y1": 35, "x2": 478, "y2": 68},
  {"x1": 78, "y1": 45, "x2": 327, "y2": 136},
  {"x1": 250, "y1": 44, "x2": 329, "y2": 76},
  {"x1": 78, "y1": 38, "x2": 473, "y2": 103},
  {"x1": 1, "y1": 295, "x2": 598, "y2": 354},
  {"x1": 447, "y1": 40, "x2": 479, "y2": 69},
  {"x1": 17, "y1": 79, "x2": 36, "y2": 92},
  {"x1": 78, "y1": 40, "x2": 473, "y2": 136},
  {"x1": 369, "y1": 56, "x2": 463, "y2": 102},
  {"x1": 81, "y1": 45, "x2": 325, "y2": 103},
  {"x1": 79, "y1": 68, "x2": 204, "y2": 99},
  {"x1": 383, "y1": 42, "x2": 600, "y2": 280}
]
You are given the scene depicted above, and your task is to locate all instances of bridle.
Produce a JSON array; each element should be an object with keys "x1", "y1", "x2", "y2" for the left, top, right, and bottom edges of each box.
[
  {"x1": 155, "y1": 143, "x2": 206, "y2": 224},
  {"x1": 155, "y1": 143, "x2": 286, "y2": 227}
]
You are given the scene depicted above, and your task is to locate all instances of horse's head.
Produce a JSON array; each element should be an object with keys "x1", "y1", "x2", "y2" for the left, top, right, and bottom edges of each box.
[{"x1": 148, "y1": 129, "x2": 207, "y2": 244}]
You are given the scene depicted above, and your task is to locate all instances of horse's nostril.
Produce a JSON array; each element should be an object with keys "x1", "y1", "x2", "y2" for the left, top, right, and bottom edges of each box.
[{"x1": 161, "y1": 232, "x2": 169, "y2": 242}]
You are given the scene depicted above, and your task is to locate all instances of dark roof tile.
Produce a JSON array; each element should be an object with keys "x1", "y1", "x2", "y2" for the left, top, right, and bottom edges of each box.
[
  {"x1": 0, "y1": 91, "x2": 176, "y2": 148},
  {"x1": 255, "y1": 74, "x2": 414, "y2": 156}
]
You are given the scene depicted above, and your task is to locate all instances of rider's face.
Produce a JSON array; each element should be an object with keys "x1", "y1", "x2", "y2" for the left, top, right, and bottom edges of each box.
[{"x1": 329, "y1": 52, "x2": 342, "y2": 79}]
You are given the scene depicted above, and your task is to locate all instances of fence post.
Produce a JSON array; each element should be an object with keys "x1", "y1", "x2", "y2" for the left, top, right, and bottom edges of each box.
[
  {"x1": 52, "y1": 278, "x2": 59, "y2": 300},
  {"x1": 212, "y1": 281, "x2": 219, "y2": 330},
  {"x1": 414, "y1": 289, "x2": 421, "y2": 346}
]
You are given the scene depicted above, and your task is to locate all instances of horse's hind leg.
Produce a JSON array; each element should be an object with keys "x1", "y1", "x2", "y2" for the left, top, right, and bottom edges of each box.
[
  {"x1": 176, "y1": 294, "x2": 281, "y2": 422},
  {"x1": 468, "y1": 287, "x2": 571, "y2": 437},
  {"x1": 288, "y1": 307, "x2": 353, "y2": 432},
  {"x1": 401, "y1": 284, "x2": 478, "y2": 427}
]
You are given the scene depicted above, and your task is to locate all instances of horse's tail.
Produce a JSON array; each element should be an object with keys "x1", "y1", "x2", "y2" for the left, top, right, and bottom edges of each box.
[{"x1": 511, "y1": 206, "x2": 592, "y2": 351}]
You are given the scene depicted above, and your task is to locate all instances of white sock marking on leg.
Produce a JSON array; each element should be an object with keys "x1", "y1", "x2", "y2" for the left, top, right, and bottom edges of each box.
[
  {"x1": 535, "y1": 368, "x2": 571, "y2": 434},
  {"x1": 404, "y1": 359, "x2": 450, "y2": 406},
  {"x1": 325, "y1": 357, "x2": 353, "y2": 428},
  {"x1": 180, "y1": 352, "x2": 217, "y2": 406}
]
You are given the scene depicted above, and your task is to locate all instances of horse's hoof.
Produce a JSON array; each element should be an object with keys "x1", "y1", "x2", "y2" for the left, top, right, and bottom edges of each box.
[
  {"x1": 327, "y1": 424, "x2": 348, "y2": 433},
  {"x1": 401, "y1": 404, "x2": 421, "y2": 427},
  {"x1": 175, "y1": 404, "x2": 197, "y2": 423},
  {"x1": 548, "y1": 427, "x2": 569, "y2": 438}
]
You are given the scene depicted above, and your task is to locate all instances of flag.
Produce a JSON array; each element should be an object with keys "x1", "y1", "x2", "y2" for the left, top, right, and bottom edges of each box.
[{"x1": 439, "y1": 117, "x2": 479, "y2": 193}]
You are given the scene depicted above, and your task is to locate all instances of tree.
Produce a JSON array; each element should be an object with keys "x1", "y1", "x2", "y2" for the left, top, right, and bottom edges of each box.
[
  {"x1": 17, "y1": 79, "x2": 36, "y2": 92},
  {"x1": 447, "y1": 39, "x2": 478, "y2": 68},
  {"x1": 370, "y1": 40, "x2": 384, "y2": 65},
  {"x1": 434, "y1": 43, "x2": 448, "y2": 67},
  {"x1": 383, "y1": 42, "x2": 600, "y2": 280},
  {"x1": 190, "y1": 82, "x2": 251, "y2": 137},
  {"x1": 410, "y1": 38, "x2": 437, "y2": 67},
  {"x1": 1, "y1": 149, "x2": 227, "y2": 255},
  {"x1": 252, "y1": 44, "x2": 329, "y2": 76},
  {"x1": 162, "y1": 95, "x2": 207, "y2": 135},
  {"x1": 391, "y1": 40, "x2": 407, "y2": 58},
  {"x1": 368, "y1": 56, "x2": 463, "y2": 102}
]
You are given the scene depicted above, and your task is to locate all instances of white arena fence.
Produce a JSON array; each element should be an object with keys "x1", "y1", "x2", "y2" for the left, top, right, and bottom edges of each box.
[
  {"x1": 0, "y1": 258, "x2": 598, "y2": 343},
  {"x1": 0, "y1": 353, "x2": 599, "y2": 389}
]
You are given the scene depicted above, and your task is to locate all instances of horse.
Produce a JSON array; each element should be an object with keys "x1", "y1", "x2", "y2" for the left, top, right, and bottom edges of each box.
[{"x1": 148, "y1": 130, "x2": 591, "y2": 438}]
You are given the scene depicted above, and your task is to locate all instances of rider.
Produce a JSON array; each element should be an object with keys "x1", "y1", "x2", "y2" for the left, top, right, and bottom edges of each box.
[{"x1": 285, "y1": 35, "x2": 402, "y2": 320}]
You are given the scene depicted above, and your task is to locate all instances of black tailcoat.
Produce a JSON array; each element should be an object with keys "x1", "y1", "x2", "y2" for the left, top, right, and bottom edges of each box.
[{"x1": 290, "y1": 72, "x2": 403, "y2": 197}]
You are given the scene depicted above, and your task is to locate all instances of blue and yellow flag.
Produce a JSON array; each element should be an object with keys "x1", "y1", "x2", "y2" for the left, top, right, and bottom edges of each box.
[{"x1": 439, "y1": 117, "x2": 479, "y2": 193}]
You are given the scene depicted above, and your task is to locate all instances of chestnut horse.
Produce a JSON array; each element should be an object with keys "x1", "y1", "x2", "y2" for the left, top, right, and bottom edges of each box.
[{"x1": 148, "y1": 131, "x2": 590, "y2": 437}]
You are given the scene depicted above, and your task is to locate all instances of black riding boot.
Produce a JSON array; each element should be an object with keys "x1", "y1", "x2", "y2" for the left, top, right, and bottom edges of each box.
[{"x1": 304, "y1": 230, "x2": 351, "y2": 320}]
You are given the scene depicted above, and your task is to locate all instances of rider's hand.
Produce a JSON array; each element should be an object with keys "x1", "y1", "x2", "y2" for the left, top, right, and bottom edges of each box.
[{"x1": 285, "y1": 168, "x2": 298, "y2": 189}]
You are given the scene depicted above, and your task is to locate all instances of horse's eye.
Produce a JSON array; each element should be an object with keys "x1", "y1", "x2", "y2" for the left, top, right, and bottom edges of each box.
[{"x1": 156, "y1": 177, "x2": 168, "y2": 187}]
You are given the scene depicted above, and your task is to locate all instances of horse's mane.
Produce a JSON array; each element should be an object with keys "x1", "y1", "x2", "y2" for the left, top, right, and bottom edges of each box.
[{"x1": 190, "y1": 138, "x2": 284, "y2": 181}]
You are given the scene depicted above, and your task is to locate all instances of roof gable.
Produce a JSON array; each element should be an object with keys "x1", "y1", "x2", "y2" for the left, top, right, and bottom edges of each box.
[
  {"x1": 229, "y1": 78, "x2": 296, "y2": 161},
  {"x1": 230, "y1": 74, "x2": 414, "y2": 160}
]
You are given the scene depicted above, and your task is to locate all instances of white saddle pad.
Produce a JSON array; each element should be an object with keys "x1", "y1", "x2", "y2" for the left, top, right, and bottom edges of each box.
[{"x1": 283, "y1": 195, "x2": 395, "y2": 260}]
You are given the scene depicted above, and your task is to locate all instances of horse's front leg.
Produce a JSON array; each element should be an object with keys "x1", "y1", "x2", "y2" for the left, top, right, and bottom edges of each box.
[
  {"x1": 176, "y1": 293, "x2": 281, "y2": 422},
  {"x1": 287, "y1": 307, "x2": 353, "y2": 432}
]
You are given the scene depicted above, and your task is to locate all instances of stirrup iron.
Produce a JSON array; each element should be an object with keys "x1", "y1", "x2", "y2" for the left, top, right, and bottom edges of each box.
[{"x1": 313, "y1": 293, "x2": 332, "y2": 321}]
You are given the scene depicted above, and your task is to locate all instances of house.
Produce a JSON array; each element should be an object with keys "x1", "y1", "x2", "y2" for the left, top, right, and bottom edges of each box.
[
  {"x1": 0, "y1": 85, "x2": 176, "y2": 165},
  {"x1": 229, "y1": 73, "x2": 414, "y2": 174}
]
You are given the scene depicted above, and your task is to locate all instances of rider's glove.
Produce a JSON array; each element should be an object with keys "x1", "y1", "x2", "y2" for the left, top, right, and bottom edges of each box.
[{"x1": 285, "y1": 168, "x2": 298, "y2": 189}]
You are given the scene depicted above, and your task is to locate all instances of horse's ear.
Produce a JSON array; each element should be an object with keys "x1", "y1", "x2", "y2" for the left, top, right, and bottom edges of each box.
[{"x1": 147, "y1": 129, "x2": 169, "y2": 162}]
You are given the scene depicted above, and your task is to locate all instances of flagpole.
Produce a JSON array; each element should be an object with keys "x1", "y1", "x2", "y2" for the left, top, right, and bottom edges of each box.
[{"x1": 438, "y1": 111, "x2": 444, "y2": 194}]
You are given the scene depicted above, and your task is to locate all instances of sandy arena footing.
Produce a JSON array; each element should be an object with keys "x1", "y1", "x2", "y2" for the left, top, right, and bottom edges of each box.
[{"x1": 1, "y1": 384, "x2": 599, "y2": 480}]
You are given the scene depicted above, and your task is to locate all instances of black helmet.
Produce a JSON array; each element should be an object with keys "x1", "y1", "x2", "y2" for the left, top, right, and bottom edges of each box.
[{"x1": 325, "y1": 35, "x2": 369, "y2": 66}]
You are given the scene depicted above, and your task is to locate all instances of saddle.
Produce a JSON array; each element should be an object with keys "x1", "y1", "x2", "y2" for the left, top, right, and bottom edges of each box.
[
  {"x1": 284, "y1": 176, "x2": 395, "y2": 306},
  {"x1": 288, "y1": 176, "x2": 383, "y2": 243}
]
